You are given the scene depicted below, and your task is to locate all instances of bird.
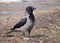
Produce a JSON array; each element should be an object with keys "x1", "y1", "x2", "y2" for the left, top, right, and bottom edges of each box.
[{"x1": 6, "y1": 6, "x2": 36, "y2": 37}]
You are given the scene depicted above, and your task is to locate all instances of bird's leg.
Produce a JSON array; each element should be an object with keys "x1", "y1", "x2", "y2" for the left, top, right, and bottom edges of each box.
[
  {"x1": 23, "y1": 32, "x2": 30, "y2": 37},
  {"x1": 23, "y1": 33, "x2": 25, "y2": 37},
  {"x1": 22, "y1": 30, "x2": 31, "y2": 37},
  {"x1": 27, "y1": 31, "x2": 31, "y2": 37}
]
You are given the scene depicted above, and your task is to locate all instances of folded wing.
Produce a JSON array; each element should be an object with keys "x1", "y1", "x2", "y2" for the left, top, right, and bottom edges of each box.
[{"x1": 6, "y1": 18, "x2": 27, "y2": 34}]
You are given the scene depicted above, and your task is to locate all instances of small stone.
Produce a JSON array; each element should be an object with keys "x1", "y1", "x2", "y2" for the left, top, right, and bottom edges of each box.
[{"x1": 24, "y1": 37, "x2": 30, "y2": 40}]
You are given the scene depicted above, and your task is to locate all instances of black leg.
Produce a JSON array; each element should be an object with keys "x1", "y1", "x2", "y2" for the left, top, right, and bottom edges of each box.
[
  {"x1": 28, "y1": 30, "x2": 31, "y2": 37},
  {"x1": 23, "y1": 33, "x2": 25, "y2": 36}
]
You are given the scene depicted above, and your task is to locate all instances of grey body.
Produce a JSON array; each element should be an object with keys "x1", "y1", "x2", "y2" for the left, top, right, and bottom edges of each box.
[
  {"x1": 18, "y1": 16, "x2": 34, "y2": 33},
  {"x1": 6, "y1": 6, "x2": 36, "y2": 36}
]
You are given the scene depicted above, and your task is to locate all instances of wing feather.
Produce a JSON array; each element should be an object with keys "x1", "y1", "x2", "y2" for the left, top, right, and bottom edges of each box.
[{"x1": 11, "y1": 18, "x2": 27, "y2": 30}]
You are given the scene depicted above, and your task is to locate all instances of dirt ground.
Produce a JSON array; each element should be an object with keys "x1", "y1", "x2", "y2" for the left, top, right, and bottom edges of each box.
[{"x1": 0, "y1": 3, "x2": 60, "y2": 43}]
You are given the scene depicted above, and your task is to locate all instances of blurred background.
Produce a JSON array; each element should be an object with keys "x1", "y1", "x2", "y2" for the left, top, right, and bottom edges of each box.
[{"x1": 0, "y1": 0, "x2": 60, "y2": 14}]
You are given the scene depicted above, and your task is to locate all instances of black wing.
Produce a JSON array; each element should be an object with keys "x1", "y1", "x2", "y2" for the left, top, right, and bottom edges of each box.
[
  {"x1": 6, "y1": 18, "x2": 27, "y2": 34},
  {"x1": 11, "y1": 18, "x2": 27, "y2": 30}
]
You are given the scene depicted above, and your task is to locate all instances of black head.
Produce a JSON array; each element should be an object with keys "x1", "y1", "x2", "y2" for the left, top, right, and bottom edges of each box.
[{"x1": 26, "y1": 6, "x2": 36, "y2": 15}]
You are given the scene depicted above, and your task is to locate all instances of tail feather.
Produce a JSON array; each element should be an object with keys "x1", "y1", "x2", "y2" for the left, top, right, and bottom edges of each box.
[
  {"x1": 10, "y1": 27, "x2": 15, "y2": 30},
  {"x1": 6, "y1": 30, "x2": 13, "y2": 34},
  {"x1": 6, "y1": 28, "x2": 15, "y2": 34}
]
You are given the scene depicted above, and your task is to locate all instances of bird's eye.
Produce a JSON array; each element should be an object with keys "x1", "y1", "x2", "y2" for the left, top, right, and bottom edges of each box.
[{"x1": 26, "y1": 8, "x2": 29, "y2": 11}]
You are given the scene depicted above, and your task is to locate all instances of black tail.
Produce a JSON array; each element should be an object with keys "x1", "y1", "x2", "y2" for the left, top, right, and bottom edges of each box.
[{"x1": 6, "y1": 28, "x2": 15, "y2": 34}]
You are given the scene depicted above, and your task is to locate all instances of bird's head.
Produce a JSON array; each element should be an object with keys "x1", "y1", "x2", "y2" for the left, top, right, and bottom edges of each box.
[{"x1": 26, "y1": 6, "x2": 36, "y2": 15}]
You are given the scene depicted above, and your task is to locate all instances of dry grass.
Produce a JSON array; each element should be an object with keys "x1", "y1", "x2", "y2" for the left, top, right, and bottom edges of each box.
[{"x1": 0, "y1": 7, "x2": 60, "y2": 43}]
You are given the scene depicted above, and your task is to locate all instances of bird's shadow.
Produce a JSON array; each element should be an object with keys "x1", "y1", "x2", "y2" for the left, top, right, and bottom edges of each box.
[
  {"x1": 28, "y1": 34, "x2": 47, "y2": 38},
  {"x1": 6, "y1": 34, "x2": 14, "y2": 37},
  {"x1": 3, "y1": 33, "x2": 47, "y2": 38}
]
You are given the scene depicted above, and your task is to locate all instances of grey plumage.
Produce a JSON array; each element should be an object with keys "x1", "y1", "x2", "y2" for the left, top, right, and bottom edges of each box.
[{"x1": 6, "y1": 6, "x2": 36, "y2": 37}]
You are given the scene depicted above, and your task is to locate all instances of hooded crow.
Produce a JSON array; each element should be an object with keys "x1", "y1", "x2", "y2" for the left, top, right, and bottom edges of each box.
[{"x1": 6, "y1": 6, "x2": 36, "y2": 37}]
